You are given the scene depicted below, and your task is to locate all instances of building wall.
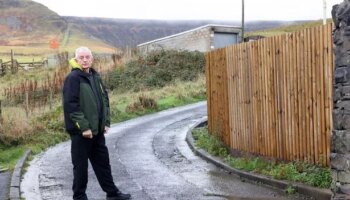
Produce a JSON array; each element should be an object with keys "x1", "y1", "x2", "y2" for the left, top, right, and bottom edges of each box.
[{"x1": 138, "y1": 27, "x2": 211, "y2": 54}]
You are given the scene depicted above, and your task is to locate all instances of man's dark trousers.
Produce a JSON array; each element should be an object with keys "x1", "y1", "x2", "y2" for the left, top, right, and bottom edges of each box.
[{"x1": 70, "y1": 132, "x2": 119, "y2": 200}]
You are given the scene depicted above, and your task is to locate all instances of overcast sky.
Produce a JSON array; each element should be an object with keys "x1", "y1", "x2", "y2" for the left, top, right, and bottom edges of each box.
[{"x1": 32, "y1": 0, "x2": 344, "y2": 21}]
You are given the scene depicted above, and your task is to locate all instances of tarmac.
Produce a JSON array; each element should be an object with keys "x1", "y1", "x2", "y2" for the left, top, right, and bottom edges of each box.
[
  {"x1": 2, "y1": 106, "x2": 333, "y2": 200},
  {"x1": 0, "y1": 171, "x2": 10, "y2": 200}
]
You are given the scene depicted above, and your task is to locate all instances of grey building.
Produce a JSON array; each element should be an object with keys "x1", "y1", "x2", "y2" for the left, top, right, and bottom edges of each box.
[{"x1": 137, "y1": 24, "x2": 242, "y2": 54}]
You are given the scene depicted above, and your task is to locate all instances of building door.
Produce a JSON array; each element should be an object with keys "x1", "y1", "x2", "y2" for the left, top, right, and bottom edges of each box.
[{"x1": 213, "y1": 32, "x2": 238, "y2": 49}]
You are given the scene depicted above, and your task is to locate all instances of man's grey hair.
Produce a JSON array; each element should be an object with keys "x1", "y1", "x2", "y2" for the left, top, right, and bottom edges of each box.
[{"x1": 75, "y1": 47, "x2": 92, "y2": 58}]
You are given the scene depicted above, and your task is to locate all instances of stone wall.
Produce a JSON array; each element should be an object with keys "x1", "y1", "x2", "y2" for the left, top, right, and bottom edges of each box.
[
  {"x1": 332, "y1": 0, "x2": 350, "y2": 198},
  {"x1": 138, "y1": 26, "x2": 212, "y2": 54}
]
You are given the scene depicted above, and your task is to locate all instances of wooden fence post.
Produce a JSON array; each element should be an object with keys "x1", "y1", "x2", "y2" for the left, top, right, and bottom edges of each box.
[
  {"x1": 14, "y1": 59, "x2": 18, "y2": 73},
  {"x1": 25, "y1": 90, "x2": 29, "y2": 117},
  {"x1": 49, "y1": 89, "x2": 52, "y2": 110},
  {"x1": 0, "y1": 100, "x2": 2, "y2": 129},
  {"x1": 0, "y1": 59, "x2": 2, "y2": 76},
  {"x1": 11, "y1": 49, "x2": 15, "y2": 74},
  {"x1": 0, "y1": 100, "x2": 3, "y2": 128}
]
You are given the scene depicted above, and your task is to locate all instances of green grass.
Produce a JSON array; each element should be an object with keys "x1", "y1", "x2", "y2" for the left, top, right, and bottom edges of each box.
[
  {"x1": 192, "y1": 127, "x2": 229, "y2": 158},
  {"x1": 192, "y1": 126, "x2": 332, "y2": 189},
  {"x1": 157, "y1": 95, "x2": 204, "y2": 110},
  {"x1": 108, "y1": 73, "x2": 206, "y2": 123},
  {"x1": 0, "y1": 144, "x2": 25, "y2": 170},
  {"x1": 286, "y1": 185, "x2": 296, "y2": 194}
]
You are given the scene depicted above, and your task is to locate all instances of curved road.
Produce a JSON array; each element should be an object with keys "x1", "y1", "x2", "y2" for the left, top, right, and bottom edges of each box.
[{"x1": 21, "y1": 102, "x2": 306, "y2": 200}]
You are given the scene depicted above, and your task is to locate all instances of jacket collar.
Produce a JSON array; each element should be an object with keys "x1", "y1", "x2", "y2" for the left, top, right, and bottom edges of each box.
[
  {"x1": 69, "y1": 58, "x2": 82, "y2": 70},
  {"x1": 69, "y1": 58, "x2": 98, "y2": 77}
]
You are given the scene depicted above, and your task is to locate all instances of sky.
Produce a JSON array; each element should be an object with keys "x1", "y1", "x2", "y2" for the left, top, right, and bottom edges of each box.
[{"x1": 32, "y1": 0, "x2": 344, "y2": 22}]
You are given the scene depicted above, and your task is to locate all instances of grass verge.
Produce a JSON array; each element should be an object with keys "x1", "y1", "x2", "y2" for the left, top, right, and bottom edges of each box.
[{"x1": 192, "y1": 126, "x2": 332, "y2": 189}]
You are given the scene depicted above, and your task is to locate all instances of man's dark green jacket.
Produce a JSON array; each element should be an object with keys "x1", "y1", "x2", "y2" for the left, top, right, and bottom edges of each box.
[{"x1": 63, "y1": 64, "x2": 110, "y2": 135}]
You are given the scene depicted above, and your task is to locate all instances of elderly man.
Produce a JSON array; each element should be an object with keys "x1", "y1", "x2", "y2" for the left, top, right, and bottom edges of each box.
[{"x1": 63, "y1": 47, "x2": 131, "y2": 200}]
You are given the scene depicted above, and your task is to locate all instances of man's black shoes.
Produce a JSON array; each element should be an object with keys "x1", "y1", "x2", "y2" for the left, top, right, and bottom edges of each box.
[{"x1": 106, "y1": 191, "x2": 131, "y2": 200}]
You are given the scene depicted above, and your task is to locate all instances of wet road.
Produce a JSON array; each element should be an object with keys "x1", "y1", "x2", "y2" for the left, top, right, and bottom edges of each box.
[
  {"x1": 21, "y1": 102, "x2": 306, "y2": 200},
  {"x1": 0, "y1": 171, "x2": 10, "y2": 200}
]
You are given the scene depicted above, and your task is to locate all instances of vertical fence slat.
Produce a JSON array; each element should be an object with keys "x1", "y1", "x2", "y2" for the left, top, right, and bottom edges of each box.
[
  {"x1": 247, "y1": 43, "x2": 253, "y2": 152},
  {"x1": 296, "y1": 31, "x2": 301, "y2": 161},
  {"x1": 257, "y1": 40, "x2": 262, "y2": 155},
  {"x1": 267, "y1": 37, "x2": 276, "y2": 157},
  {"x1": 323, "y1": 25, "x2": 328, "y2": 165},
  {"x1": 252, "y1": 41, "x2": 259, "y2": 154},
  {"x1": 278, "y1": 36, "x2": 287, "y2": 160},
  {"x1": 288, "y1": 32, "x2": 292, "y2": 161},
  {"x1": 307, "y1": 28, "x2": 314, "y2": 163},
  {"x1": 237, "y1": 45, "x2": 242, "y2": 150},
  {"x1": 282, "y1": 34, "x2": 288, "y2": 160},
  {"x1": 302, "y1": 29, "x2": 307, "y2": 161},
  {"x1": 205, "y1": 53, "x2": 212, "y2": 133},
  {"x1": 271, "y1": 37, "x2": 277, "y2": 158},
  {"x1": 326, "y1": 23, "x2": 334, "y2": 166},
  {"x1": 315, "y1": 26, "x2": 321, "y2": 164},
  {"x1": 244, "y1": 43, "x2": 250, "y2": 151},
  {"x1": 300, "y1": 29, "x2": 307, "y2": 162},
  {"x1": 261, "y1": 39, "x2": 267, "y2": 156},
  {"x1": 241, "y1": 44, "x2": 246, "y2": 151},
  {"x1": 274, "y1": 36, "x2": 280, "y2": 159},
  {"x1": 232, "y1": 45, "x2": 239, "y2": 150},
  {"x1": 223, "y1": 48, "x2": 230, "y2": 145},
  {"x1": 319, "y1": 25, "x2": 326, "y2": 165},
  {"x1": 293, "y1": 32, "x2": 298, "y2": 161},
  {"x1": 226, "y1": 46, "x2": 233, "y2": 149}
]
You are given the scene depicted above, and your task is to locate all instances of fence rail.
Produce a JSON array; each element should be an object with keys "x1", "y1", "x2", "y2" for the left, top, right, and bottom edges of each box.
[
  {"x1": 0, "y1": 59, "x2": 48, "y2": 76},
  {"x1": 206, "y1": 23, "x2": 334, "y2": 166}
]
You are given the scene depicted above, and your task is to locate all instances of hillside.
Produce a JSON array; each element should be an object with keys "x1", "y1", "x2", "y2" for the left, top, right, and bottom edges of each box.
[
  {"x1": 246, "y1": 20, "x2": 331, "y2": 37},
  {"x1": 0, "y1": 0, "x2": 65, "y2": 44},
  {"x1": 65, "y1": 17, "x2": 300, "y2": 48},
  {"x1": 0, "y1": 0, "x2": 116, "y2": 56},
  {"x1": 0, "y1": 0, "x2": 320, "y2": 58}
]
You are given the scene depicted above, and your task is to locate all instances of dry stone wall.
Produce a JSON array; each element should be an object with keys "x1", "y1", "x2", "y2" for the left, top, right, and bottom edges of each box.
[{"x1": 332, "y1": 0, "x2": 350, "y2": 199}]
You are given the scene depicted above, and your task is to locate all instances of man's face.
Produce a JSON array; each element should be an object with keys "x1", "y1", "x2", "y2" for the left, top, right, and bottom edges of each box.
[{"x1": 76, "y1": 51, "x2": 93, "y2": 69}]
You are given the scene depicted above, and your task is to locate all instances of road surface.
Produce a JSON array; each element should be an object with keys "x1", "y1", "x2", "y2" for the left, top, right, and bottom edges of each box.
[{"x1": 21, "y1": 102, "x2": 307, "y2": 200}]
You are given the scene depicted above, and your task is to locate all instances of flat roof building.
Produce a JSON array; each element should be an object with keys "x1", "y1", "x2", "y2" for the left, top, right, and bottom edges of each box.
[{"x1": 137, "y1": 24, "x2": 242, "y2": 54}]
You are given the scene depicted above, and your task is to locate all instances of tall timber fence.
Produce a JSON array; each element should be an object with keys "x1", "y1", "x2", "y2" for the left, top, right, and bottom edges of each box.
[{"x1": 206, "y1": 23, "x2": 334, "y2": 166}]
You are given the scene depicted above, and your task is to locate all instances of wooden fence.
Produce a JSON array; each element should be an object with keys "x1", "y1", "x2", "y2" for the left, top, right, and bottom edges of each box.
[
  {"x1": 206, "y1": 23, "x2": 334, "y2": 166},
  {"x1": 0, "y1": 59, "x2": 48, "y2": 76},
  {"x1": 0, "y1": 50, "x2": 48, "y2": 76}
]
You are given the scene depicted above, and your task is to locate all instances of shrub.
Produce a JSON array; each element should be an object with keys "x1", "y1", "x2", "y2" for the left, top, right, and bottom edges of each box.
[
  {"x1": 0, "y1": 108, "x2": 35, "y2": 145},
  {"x1": 126, "y1": 95, "x2": 158, "y2": 113},
  {"x1": 104, "y1": 50, "x2": 205, "y2": 92}
]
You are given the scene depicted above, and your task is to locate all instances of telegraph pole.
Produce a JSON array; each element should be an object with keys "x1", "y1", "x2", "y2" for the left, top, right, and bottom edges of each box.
[
  {"x1": 241, "y1": 0, "x2": 245, "y2": 42},
  {"x1": 323, "y1": 0, "x2": 327, "y2": 25}
]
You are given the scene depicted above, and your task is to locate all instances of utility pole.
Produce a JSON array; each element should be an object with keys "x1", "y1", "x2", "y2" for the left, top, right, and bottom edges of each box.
[
  {"x1": 323, "y1": 0, "x2": 327, "y2": 25},
  {"x1": 241, "y1": 0, "x2": 245, "y2": 42}
]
